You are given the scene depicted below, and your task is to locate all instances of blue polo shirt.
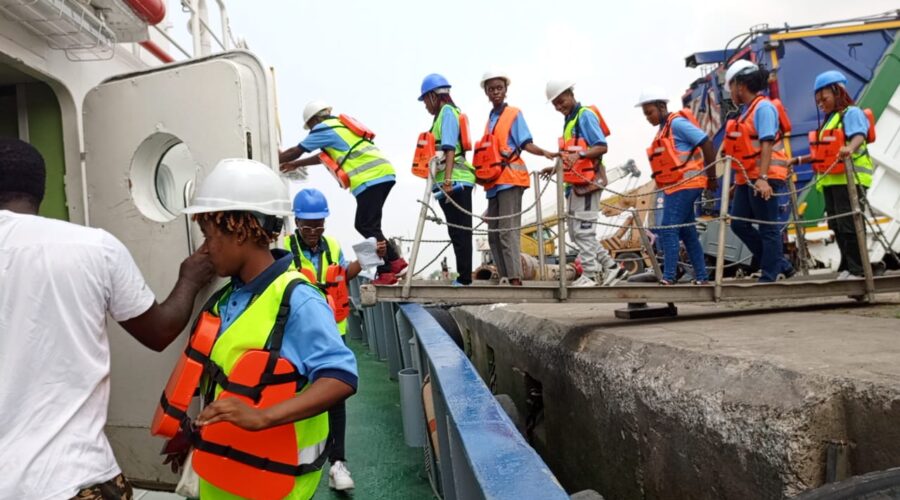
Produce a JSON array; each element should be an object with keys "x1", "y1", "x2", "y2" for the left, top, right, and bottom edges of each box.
[
  {"x1": 432, "y1": 104, "x2": 474, "y2": 200},
  {"x1": 665, "y1": 116, "x2": 709, "y2": 152},
  {"x1": 833, "y1": 106, "x2": 869, "y2": 139},
  {"x1": 740, "y1": 99, "x2": 779, "y2": 141},
  {"x1": 486, "y1": 104, "x2": 534, "y2": 199},
  {"x1": 298, "y1": 118, "x2": 395, "y2": 197},
  {"x1": 297, "y1": 237, "x2": 349, "y2": 272},
  {"x1": 216, "y1": 249, "x2": 357, "y2": 389}
]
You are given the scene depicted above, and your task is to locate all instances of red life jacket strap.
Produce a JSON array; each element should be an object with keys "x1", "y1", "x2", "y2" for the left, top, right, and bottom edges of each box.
[{"x1": 192, "y1": 431, "x2": 332, "y2": 477}]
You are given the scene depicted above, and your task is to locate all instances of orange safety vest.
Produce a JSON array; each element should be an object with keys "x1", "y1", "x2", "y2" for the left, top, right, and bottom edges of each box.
[
  {"x1": 472, "y1": 105, "x2": 530, "y2": 189},
  {"x1": 151, "y1": 280, "x2": 329, "y2": 500},
  {"x1": 289, "y1": 234, "x2": 350, "y2": 324},
  {"x1": 646, "y1": 110, "x2": 707, "y2": 191},
  {"x1": 722, "y1": 96, "x2": 791, "y2": 184},
  {"x1": 808, "y1": 108, "x2": 876, "y2": 174}
]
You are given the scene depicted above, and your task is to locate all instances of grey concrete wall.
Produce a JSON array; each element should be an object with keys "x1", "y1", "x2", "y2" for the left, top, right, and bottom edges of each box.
[{"x1": 451, "y1": 303, "x2": 900, "y2": 500}]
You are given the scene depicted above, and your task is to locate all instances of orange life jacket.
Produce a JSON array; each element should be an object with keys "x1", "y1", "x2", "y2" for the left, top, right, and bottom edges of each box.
[
  {"x1": 151, "y1": 311, "x2": 220, "y2": 438},
  {"x1": 472, "y1": 105, "x2": 530, "y2": 189},
  {"x1": 290, "y1": 234, "x2": 350, "y2": 324},
  {"x1": 152, "y1": 281, "x2": 328, "y2": 500},
  {"x1": 458, "y1": 112, "x2": 473, "y2": 152},
  {"x1": 411, "y1": 132, "x2": 436, "y2": 179},
  {"x1": 337, "y1": 113, "x2": 376, "y2": 140},
  {"x1": 646, "y1": 110, "x2": 707, "y2": 191},
  {"x1": 586, "y1": 105, "x2": 612, "y2": 138},
  {"x1": 808, "y1": 108, "x2": 877, "y2": 174},
  {"x1": 318, "y1": 153, "x2": 351, "y2": 189},
  {"x1": 723, "y1": 96, "x2": 790, "y2": 184},
  {"x1": 558, "y1": 137, "x2": 596, "y2": 185}
]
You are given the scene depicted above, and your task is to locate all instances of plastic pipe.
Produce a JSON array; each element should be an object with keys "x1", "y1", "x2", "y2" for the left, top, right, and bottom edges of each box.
[{"x1": 399, "y1": 368, "x2": 427, "y2": 448}]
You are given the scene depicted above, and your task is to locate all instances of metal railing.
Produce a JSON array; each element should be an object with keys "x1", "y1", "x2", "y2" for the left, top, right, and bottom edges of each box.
[{"x1": 347, "y1": 278, "x2": 572, "y2": 499}]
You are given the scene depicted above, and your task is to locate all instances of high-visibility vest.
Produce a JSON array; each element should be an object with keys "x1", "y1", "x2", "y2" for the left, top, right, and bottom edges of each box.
[
  {"x1": 286, "y1": 234, "x2": 349, "y2": 335},
  {"x1": 560, "y1": 106, "x2": 608, "y2": 186},
  {"x1": 646, "y1": 110, "x2": 707, "y2": 193},
  {"x1": 473, "y1": 105, "x2": 530, "y2": 190},
  {"x1": 722, "y1": 96, "x2": 790, "y2": 185},
  {"x1": 429, "y1": 104, "x2": 476, "y2": 184},
  {"x1": 152, "y1": 271, "x2": 330, "y2": 500},
  {"x1": 811, "y1": 107, "x2": 874, "y2": 189},
  {"x1": 316, "y1": 117, "x2": 394, "y2": 192}
]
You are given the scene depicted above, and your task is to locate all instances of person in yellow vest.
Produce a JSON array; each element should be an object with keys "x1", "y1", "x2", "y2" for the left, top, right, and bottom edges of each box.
[
  {"x1": 181, "y1": 159, "x2": 358, "y2": 500},
  {"x1": 284, "y1": 187, "x2": 385, "y2": 490},
  {"x1": 279, "y1": 101, "x2": 406, "y2": 285},
  {"x1": 542, "y1": 79, "x2": 628, "y2": 287},
  {"x1": 419, "y1": 73, "x2": 475, "y2": 285},
  {"x1": 788, "y1": 70, "x2": 874, "y2": 279},
  {"x1": 477, "y1": 70, "x2": 556, "y2": 286}
]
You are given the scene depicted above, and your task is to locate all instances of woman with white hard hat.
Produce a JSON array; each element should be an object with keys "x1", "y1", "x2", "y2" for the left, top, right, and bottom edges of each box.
[
  {"x1": 721, "y1": 60, "x2": 795, "y2": 283},
  {"x1": 166, "y1": 158, "x2": 358, "y2": 500},
  {"x1": 279, "y1": 100, "x2": 406, "y2": 285},
  {"x1": 636, "y1": 86, "x2": 718, "y2": 284},
  {"x1": 475, "y1": 69, "x2": 556, "y2": 286},
  {"x1": 788, "y1": 70, "x2": 875, "y2": 279}
]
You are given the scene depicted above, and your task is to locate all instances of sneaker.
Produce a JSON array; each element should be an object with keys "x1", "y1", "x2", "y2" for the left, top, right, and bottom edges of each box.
[
  {"x1": 658, "y1": 279, "x2": 674, "y2": 286},
  {"x1": 571, "y1": 275, "x2": 597, "y2": 287},
  {"x1": 836, "y1": 270, "x2": 862, "y2": 280},
  {"x1": 328, "y1": 460, "x2": 355, "y2": 491},
  {"x1": 692, "y1": 279, "x2": 710, "y2": 285},
  {"x1": 389, "y1": 257, "x2": 409, "y2": 277},
  {"x1": 371, "y1": 272, "x2": 398, "y2": 285},
  {"x1": 451, "y1": 279, "x2": 470, "y2": 287},
  {"x1": 601, "y1": 266, "x2": 628, "y2": 287}
]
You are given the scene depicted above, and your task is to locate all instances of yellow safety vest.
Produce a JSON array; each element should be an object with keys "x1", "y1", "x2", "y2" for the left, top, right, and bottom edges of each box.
[
  {"x1": 816, "y1": 109, "x2": 874, "y2": 190},
  {"x1": 285, "y1": 234, "x2": 348, "y2": 335},
  {"x1": 431, "y1": 104, "x2": 476, "y2": 184},
  {"x1": 319, "y1": 117, "x2": 395, "y2": 192}
]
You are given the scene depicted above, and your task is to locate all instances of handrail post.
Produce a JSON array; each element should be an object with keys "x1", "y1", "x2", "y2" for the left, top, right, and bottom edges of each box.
[
  {"x1": 555, "y1": 159, "x2": 567, "y2": 301},
  {"x1": 844, "y1": 158, "x2": 876, "y2": 302},
  {"x1": 633, "y1": 208, "x2": 662, "y2": 280},
  {"x1": 403, "y1": 180, "x2": 433, "y2": 299},
  {"x1": 714, "y1": 157, "x2": 733, "y2": 302},
  {"x1": 533, "y1": 171, "x2": 546, "y2": 280},
  {"x1": 786, "y1": 167, "x2": 811, "y2": 276}
]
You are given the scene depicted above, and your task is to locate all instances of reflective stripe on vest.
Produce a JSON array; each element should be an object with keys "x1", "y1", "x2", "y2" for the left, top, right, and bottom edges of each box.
[
  {"x1": 816, "y1": 109, "x2": 874, "y2": 189},
  {"x1": 484, "y1": 105, "x2": 530, "y2": 190},
  {"x1": 431, "y1": 104, "x2": 476, "y2": 184},
  {"x1": 320, "y1": 118, "x2": 395, "y2": 191},
  {"x1": 201, "y1": 270, "x2": 329, "y2": 500}
]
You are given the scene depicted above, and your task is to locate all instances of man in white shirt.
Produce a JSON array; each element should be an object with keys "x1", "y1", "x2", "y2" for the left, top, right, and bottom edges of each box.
[{"x1": 0, "y1": 139, "x2": 214, "y2": 500}]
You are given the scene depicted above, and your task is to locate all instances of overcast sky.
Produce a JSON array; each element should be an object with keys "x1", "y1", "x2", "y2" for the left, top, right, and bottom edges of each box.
[{"x1": 166, "y1": 0, "x2": 897, "y2": 276}]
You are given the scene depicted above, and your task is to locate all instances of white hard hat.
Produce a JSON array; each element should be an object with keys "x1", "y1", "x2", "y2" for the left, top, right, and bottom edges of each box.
[
  {"x1": 480, "y1": 69, "x2": 511, "y2": 89},
  {"x1": 724, "y1": 60, "x2": 759, "y2": 85},
  {"x1": 182, "y1": 158, "x2": 292, "y2": 217},
  {"x1": 635, "y1": 86, "x2": 669, "y2": 107},
  {"x1": 545, "y1": 79, "x2": 575, "y2": 102},
  {"x1": 302, "y1": 100, "x2": 332, "y2": 130}
]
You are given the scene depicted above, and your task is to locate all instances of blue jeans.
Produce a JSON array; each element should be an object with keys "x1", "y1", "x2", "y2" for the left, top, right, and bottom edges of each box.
[
  {"x1": 730, "y1": 181, "x2": 793, "y2": 282},
  {"x1": 660, "y1": 188, "x2": 708, "y2": 282}
]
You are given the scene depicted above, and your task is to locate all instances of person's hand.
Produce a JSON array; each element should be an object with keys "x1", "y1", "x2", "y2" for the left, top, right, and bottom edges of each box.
[
  {"x1": 375, "y1": 240, "x2": 387, "y2": 257},
  {"x1": 706, "y1": 177, "x2": 718, "y2": 192},
  {"x1": 838, "y1": 146, "x2": 853, "y2": 160},
  {"x1": 160, "y1": 428, "x2": 192, "y2": 473},
  {"x1": 542, "y1": 150, "x2": 559, "y2": 160},
  {"x1": 279, "y1": 162, "x2": 301, "y2": 173},
  {"x1": 539, "y1": 166, "x2": 556, "y2": 179},
  {"x1": 754, "y1": 178, "x2": 773, "y2": 200},
  {"x1": 440, "y1": 181, "x2": 454, "y2": 194},
  {"x1": 179, "y1": 244, "x2": 214, "y2": 289},
  {"x1": 196, "y1": 397, "x2": 270, "y2": 431},
  {"x1": 561, "y1": 152, "x2": 580, "y2": 169}
]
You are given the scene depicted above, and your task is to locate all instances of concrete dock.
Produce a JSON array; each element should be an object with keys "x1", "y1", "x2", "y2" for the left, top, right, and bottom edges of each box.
[{"x1": 451, "y1": 296, "x2": 900, "y2": 499}]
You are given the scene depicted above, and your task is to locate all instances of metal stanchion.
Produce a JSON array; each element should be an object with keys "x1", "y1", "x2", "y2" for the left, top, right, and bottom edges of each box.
[
  {"x1": 633, "y1": 207, "x2": 662, "y2": 280},
  {"x1": 533, "y1": 171, "x2": 546, "y2": 281},
  {"x1": 403, "y1": 180, "x2": 433, "y2": 299},
  {"x1": 786, "y1": 168, "x2": 812, "y2": 276},
  {"x1": 844, "y1": 158, "x2": 876, "y2": 302},
  {"x1": 555, "y1": 159, "x2": 567, "y2": 301},
  {"x1": 714, "y1": 157, "x2": 734, "y2": 302}
]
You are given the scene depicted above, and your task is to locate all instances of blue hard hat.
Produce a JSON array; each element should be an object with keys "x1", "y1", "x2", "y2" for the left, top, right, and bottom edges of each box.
[
  {"x1": 814, "y1": 70, "x2": 848, "y2": 93},
  {"x1": 418, "y1": 73, "x2": 451, "y2": 101},
  {"x1": 292, "y1": 188, "x2": 329, "y2": 219}
]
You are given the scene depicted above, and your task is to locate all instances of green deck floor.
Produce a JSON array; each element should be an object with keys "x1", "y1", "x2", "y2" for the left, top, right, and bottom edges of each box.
[{"x1": 315, "y1": 338, "x2": 435, "y2": 500}]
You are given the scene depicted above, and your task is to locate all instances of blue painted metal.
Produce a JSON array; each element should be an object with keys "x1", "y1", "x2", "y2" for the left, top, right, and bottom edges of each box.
[{"x1": 399, "y1": 303, "x2": 569, "y2": 500}]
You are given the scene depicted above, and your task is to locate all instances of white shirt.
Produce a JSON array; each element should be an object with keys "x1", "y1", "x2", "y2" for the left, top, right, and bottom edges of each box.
[{"x1": 0, "y1": 211, "x2": 155, "y2": 500}]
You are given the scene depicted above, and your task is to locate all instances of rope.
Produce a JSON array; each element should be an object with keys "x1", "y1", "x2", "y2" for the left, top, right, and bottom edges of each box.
[{"x1": 426, "y1": 170, "x2": 555, "y2": 221}]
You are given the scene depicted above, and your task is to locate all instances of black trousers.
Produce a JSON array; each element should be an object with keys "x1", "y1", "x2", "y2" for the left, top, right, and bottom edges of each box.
[
  {"x1": 327, "y1": 399, "x2": 347, "y2": 463},
  {"x1": 823, "y1": 184, "x2": 867, "y2": 276},
  {"x1": 355, "y1": 181, "x2": 399, "y2": 272},
  {"x1": 437, "y1": 186, "x2": 473, "y2": 284}
]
